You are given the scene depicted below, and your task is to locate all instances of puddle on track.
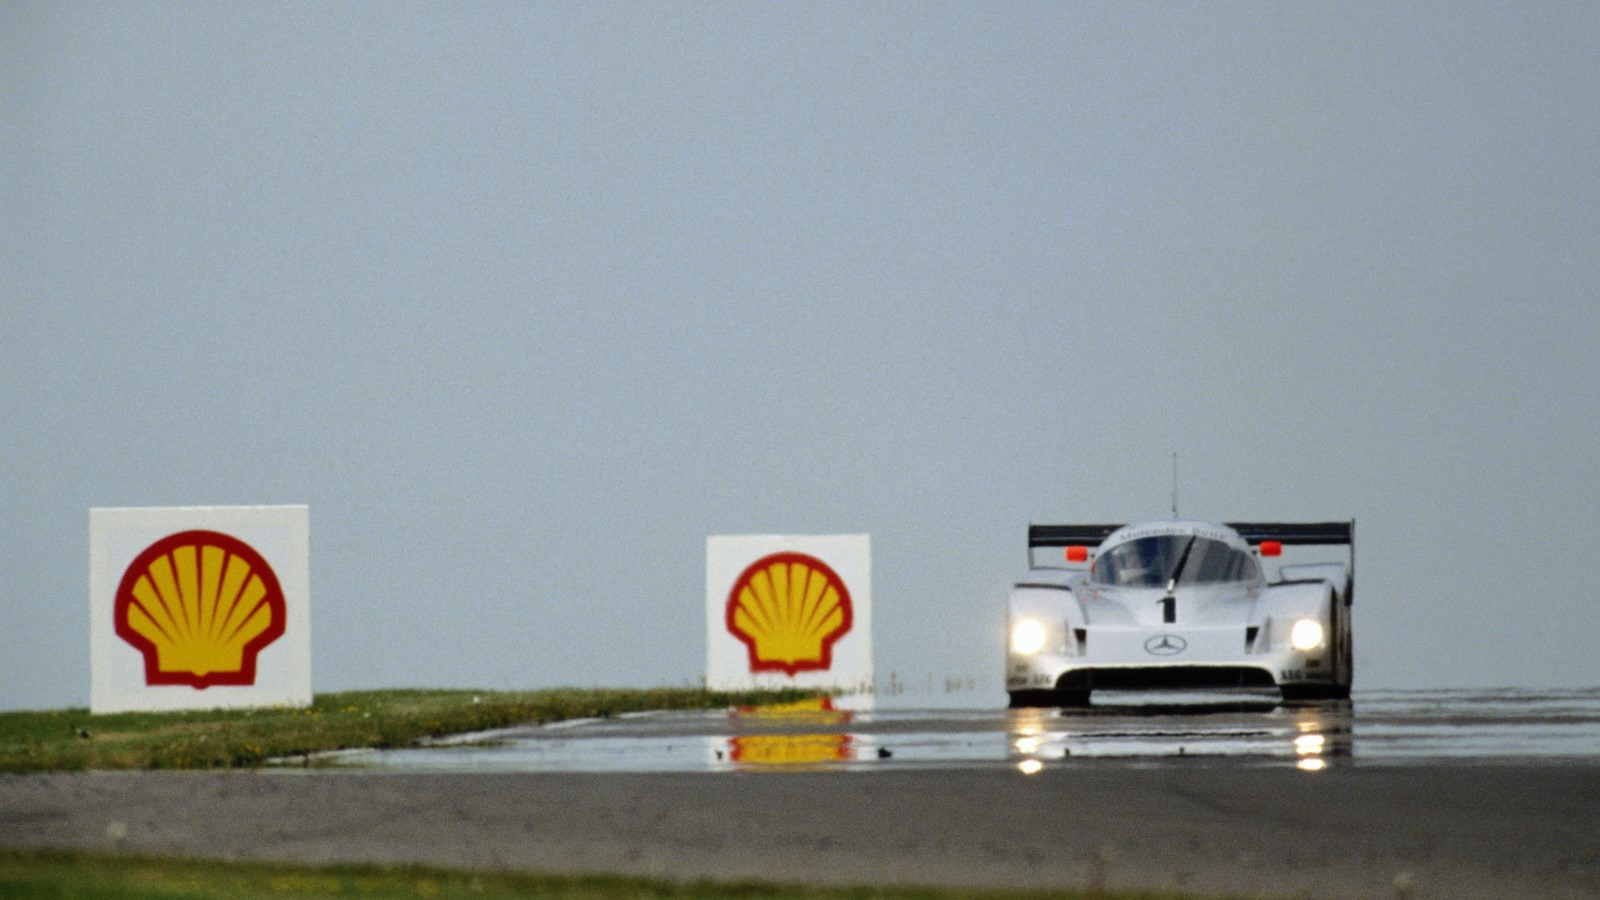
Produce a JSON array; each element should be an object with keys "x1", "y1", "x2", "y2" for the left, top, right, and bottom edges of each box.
[{"x1": 313, "y1": 688, "x2": 1600, "y2": 774}]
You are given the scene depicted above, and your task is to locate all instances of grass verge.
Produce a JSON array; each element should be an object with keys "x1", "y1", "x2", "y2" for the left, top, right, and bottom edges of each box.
[
  {"x1": 0, "y1": 688, "x2": 817, "y2": 772},
  {"x1": 0, "y1": 850, "x2": 1201, "y2": 899}
]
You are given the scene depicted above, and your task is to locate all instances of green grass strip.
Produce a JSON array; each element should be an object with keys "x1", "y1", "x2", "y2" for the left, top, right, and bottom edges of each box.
[
  {"x1": 0, "y1": 688, "x2": 818, "y2": 772},
  {"x1": 0, "y1": 849, "x2": 1206, "y2": 899}
]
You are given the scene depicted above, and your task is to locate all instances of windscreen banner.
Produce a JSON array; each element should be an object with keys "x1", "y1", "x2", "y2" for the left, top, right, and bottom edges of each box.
[
  {"x1": 705, "y1": 533, "x2": 871, "y2": 694},
  {"x1": 89, "y1": 505, "x2": 311, "y2": 713}
]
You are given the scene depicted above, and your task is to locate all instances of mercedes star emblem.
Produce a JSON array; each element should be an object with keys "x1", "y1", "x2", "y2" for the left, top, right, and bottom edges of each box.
[{"x1": 1144, "y1": 634, "x2": 1188, "y2": 656}]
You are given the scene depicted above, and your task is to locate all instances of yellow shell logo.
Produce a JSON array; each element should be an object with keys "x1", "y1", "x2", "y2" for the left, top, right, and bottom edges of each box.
[
  {"x1": 725, "y1": 552, "x2": 852, "y2": 676},
  {"x1": 113, "y1": 531, "x2": 286, "y2": 689}
]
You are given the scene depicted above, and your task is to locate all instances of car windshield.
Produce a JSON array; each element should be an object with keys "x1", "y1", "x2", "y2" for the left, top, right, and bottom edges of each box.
[{"x1": 1088, "y1": 535, "x2": 1259, "y2": 588}]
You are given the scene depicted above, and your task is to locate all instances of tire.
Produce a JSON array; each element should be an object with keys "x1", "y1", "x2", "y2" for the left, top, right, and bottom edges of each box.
[
  {"x1": 1328, "y1": 590, "x2": 1352, "y2": 700},
  {"x1": 1340, "y1": 580, "x2": 1355, "y2": 696}
]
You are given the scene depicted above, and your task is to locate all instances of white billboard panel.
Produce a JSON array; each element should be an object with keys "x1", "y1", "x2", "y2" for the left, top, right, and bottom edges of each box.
[
  {"x1": 90, "y1": 506, "x2": 311, "y2": 713},
  {"x1": 706, "y1": 534, "x2": 871, "y2": 693}
]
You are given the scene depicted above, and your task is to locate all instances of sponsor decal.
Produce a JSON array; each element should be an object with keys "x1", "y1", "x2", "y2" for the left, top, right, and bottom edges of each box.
[
  {"x1": 114, "y1": 531, "x2": 286, "y2": 689},
  {"x1": 1143, "y1": 634, "x2": 1188, "y2": 656},
  {"x1": 1114, "y1": 522, "x2": 1248, "y2": 548},
  {"x1": 726, "y1": 552, "x2": 853, "y2": 676}
]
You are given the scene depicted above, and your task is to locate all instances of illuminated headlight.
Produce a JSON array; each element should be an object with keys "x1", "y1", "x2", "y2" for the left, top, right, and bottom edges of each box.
[
  {"x1": 1290, "y1": 618, "x2": 1326, "y2": 651},
  {"x1": 1010, "y1": 618, "x2": 1047, "y2": 655}
]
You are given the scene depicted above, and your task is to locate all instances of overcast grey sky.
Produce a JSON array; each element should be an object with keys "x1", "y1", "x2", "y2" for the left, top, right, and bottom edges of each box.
[{"x1": 4, "y1": 3, "x2": 1598, "y2": 711}]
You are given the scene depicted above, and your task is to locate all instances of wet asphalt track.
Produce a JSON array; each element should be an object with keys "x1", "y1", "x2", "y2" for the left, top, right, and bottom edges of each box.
[{"x1": 4, "y1": 689, "x2": 1599, "y2": 899}]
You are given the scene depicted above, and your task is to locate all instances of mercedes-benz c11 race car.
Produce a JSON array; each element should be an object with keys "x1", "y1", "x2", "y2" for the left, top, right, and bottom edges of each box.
[{"x1": 1007, "y1": 520, "x2": 1353, "y2": 706}]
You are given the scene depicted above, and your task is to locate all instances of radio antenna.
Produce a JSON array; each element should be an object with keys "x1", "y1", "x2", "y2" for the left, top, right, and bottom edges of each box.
[{"x1": 1171, "y1": 452, "x2": 1179, "y2": 519}]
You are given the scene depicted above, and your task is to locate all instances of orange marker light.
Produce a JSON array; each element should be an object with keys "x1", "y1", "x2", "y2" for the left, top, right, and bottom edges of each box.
[
  {"x1": 1065, "y1": 545, "x2": 1089, "y2": 563},
  {"x1": 1259, "y1": 540, "x2": 1283, "y2": 557}
]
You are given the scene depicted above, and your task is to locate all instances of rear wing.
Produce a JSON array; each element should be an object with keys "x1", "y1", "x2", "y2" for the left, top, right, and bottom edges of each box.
[
  {"x1": 1028, "y1": 521, "x2": 1353, "y2": 548},
  {"x1": 1223, "y1": 521, "x2": 1354, "y2": 547},
  {"x1": 1028, "y1": 521, "x2": 1355, "y2": 587},
  {"x1": 1027, "y1": 524, "x2": 1124, "y2": 548}
]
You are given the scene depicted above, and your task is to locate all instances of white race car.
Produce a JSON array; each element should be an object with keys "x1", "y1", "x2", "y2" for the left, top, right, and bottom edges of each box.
[{"x1": 1006, "y1": 520, "x2": 1353, "y2": 706}]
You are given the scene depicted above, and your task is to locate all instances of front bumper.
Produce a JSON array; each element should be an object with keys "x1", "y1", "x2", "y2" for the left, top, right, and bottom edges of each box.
[{"x1": 1006, "y1": 626, "x2": 1334, "y2": 693}]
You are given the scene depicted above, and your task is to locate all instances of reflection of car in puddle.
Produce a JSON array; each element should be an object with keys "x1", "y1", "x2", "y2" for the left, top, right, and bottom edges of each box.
[
  {"x1": 1007, "y1": 692, "x2": 1354, "y2": 774},
  {"x1": 720, "y1": 697, "x2": 858, "y2": 769}
]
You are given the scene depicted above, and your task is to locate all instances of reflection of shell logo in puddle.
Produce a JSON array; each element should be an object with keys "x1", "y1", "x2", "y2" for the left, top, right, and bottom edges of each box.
[
  {"x1": 725, "y1": 553, "x2": 852, "y2": 676},
  {"x1": 729, "y1": 697, "x2": 854, "y2": 767},
  {"x1": 730, "y1": 733, "x2": 854, "y2": 767},
  {"x1": 114, "y1": 531, "x2": 286, "y2": 689}
]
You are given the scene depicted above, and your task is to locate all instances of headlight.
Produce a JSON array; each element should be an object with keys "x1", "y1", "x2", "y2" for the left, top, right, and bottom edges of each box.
[
  {"x1": 1290, "y1": 618, "x2": 1326, "y2": 651},
  {"x1": 1010, "y1": 618, "x2": 1047, "y2": 655}
]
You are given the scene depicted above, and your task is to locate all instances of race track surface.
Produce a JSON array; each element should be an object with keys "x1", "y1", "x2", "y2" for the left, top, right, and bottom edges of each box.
[
  {"x1": 6, "y1": 691, "x2": 1600, "y2": 899},
  {"x1": 4, "y1": 764, "x2": 1599, "y2": 899}
]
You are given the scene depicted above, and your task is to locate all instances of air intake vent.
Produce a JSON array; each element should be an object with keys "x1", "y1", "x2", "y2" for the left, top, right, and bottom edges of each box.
[{"x1": 1059, "y1": 667, "x2": 1277, "y2": 691}]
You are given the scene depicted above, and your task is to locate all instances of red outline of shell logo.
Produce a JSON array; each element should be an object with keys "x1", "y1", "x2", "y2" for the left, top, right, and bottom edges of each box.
[
  {"x1": 113, "y1": 530, "x2": 287, "y2": 689},
  {"x1": 725, "y1": 552, "x2": 853, "y2": 676}
]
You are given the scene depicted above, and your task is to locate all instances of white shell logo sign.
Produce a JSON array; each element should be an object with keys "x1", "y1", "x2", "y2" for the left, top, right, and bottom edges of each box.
[
  {"x1": 91, "y1": 506, "x2": 311, "y2": 713},
  {"x1": 706, "y1": 534, "x2": 871, "y2": 693}
]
